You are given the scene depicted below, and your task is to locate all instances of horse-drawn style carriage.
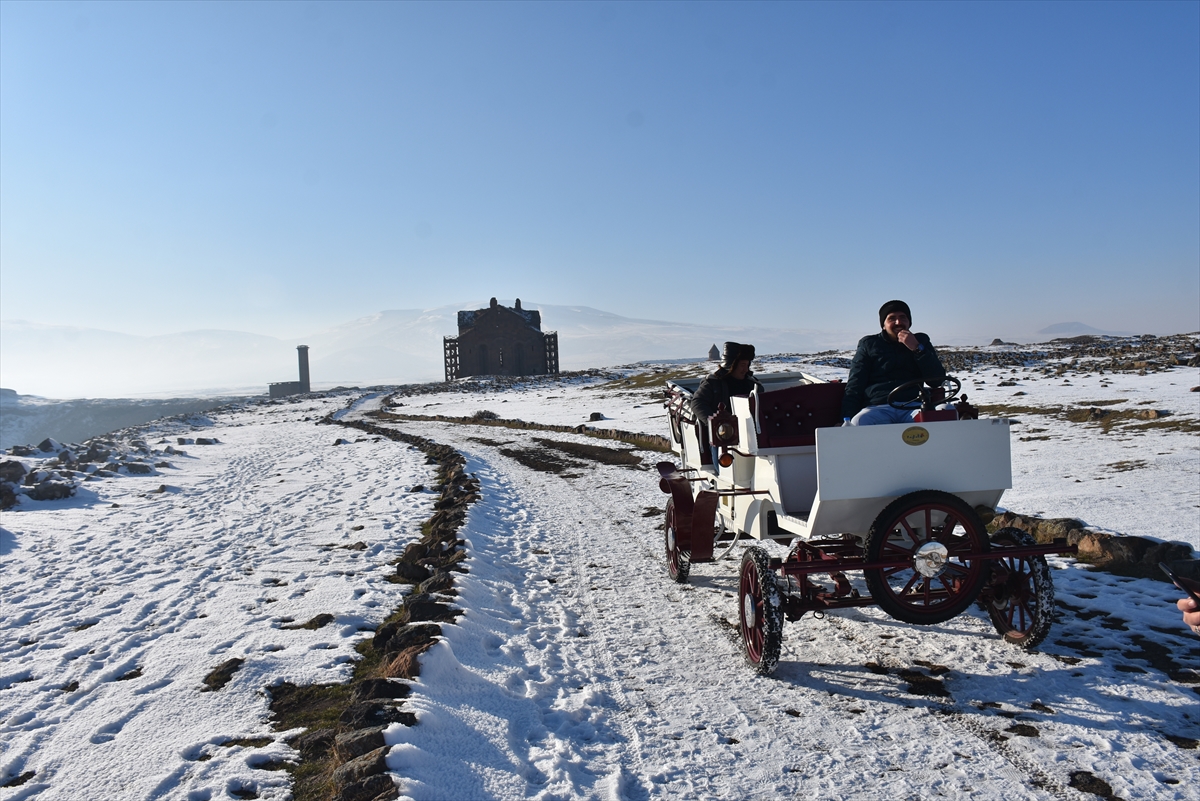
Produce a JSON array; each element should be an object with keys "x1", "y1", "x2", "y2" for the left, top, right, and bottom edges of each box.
[{"x1": 659, "y1": 371, "x2": 1076, "y2": 675}]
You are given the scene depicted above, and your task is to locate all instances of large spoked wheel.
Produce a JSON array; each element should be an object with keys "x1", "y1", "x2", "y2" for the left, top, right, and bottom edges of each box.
[
  {"x1": 664, "y1": 499, "x2": 691, "y2": 583},
  {"x1": 864, "y1": 490, "x2": 989, "y2": 625},
  {"x1": 985, "y1": 527, "x2": 1054, "y2": 649},
  {"x1": 713, "y1": 516, "x2": 741, "y2": 561},
  {"x1": 738, "y1": 547, "x2": 783, "y2": 675}
]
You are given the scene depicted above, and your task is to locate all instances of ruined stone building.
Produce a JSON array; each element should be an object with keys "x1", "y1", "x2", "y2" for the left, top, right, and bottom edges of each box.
[
  {"x1": 443, "y1": 298, "x2": 559, "y2": 381},
  {"x1": 268, "y1": 346, "x2": 311, "y2": 398}
]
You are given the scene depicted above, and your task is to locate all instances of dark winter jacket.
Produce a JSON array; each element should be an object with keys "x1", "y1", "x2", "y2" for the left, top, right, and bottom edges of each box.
[
  {"x1": 841, "y1": 332, "x2": 947, "y2": 418},
  {"x1": 691, "y1": 368, "x2": 763, "y2": 420}
]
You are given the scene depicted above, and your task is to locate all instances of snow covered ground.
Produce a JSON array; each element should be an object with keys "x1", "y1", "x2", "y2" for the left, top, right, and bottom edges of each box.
[
  {"x1": 1, "y1": 393, "x2": 438, "y2": 799},
  {"x1": 1, "y1": 350, "x2": 1198, "y2": 800}
]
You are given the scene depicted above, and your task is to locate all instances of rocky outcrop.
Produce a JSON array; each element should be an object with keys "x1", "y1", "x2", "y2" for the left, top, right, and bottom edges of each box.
[{"x1": 990, "y1": 511, "x2": 1195, "y2": 580}]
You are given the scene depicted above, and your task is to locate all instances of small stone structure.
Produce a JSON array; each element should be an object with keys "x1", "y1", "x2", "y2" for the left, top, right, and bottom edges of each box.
[
  {"x1": 443, "y1": 298, "x2": 559, "y2": 381},
  {"x1": 708, "y1": 344, "x2": 720, "y2": 361},
  {"x1": 269, "y1": 346, "x2": 311, "y2": 398}
]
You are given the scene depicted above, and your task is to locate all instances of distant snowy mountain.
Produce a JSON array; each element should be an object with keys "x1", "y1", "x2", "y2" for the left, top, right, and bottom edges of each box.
[
  {"x1": 1, "y1": 303, "x2": 855, "y2": 398},
  {"x1": 1037, "y1": 322, "x2": 1135, "y2": 338}
]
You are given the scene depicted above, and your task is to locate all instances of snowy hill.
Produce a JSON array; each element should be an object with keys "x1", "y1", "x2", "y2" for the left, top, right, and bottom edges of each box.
[{"x1": 1037, "y1": 322, "x2": 1135, "y2": 338}]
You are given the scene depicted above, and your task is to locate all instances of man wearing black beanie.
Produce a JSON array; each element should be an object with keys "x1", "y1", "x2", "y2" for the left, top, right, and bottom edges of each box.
[
  {"x1": 692, "y1": 341, "x2": 761, "y2": 421},
  {"x1": 691, "y1": 341, "x2": 763, "y2": 466},
  {"x1": 841, "y1": 300, "x2": 949, "y2": 425}
]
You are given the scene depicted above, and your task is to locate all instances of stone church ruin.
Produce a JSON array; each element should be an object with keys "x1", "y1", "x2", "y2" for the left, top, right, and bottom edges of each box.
[
  {"x1": 268, "y1": 345, "x2": 311, "y2": 398},
  {"x1": 443, "y1": 298, "x2": 559, "y2": 381}
]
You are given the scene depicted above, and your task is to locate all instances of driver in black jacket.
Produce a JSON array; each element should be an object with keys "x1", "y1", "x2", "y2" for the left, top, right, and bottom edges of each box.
[{"x1": 841, "y1": 300, "x2": 949, "y2": 426}]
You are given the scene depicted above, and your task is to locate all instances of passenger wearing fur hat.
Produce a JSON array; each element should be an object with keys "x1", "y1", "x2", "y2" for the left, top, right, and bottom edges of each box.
[
  {"x1": 841, "y1": 301, "x2": 949, "y2": 425},
  {"x1": 691, "y1": 341, "x2": 761, "y2": 421}
]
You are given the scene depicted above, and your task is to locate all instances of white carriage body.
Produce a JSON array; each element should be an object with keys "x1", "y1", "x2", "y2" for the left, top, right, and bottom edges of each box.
[{"x1": 668, "y1": 371, "x2": 1012, "y2": 542}]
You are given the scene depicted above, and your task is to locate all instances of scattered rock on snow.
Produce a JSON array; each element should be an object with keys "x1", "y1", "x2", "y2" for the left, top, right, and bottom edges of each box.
[
  {"x1": 338, "y1": 703, "x2": 414, "y2": 729},
  {"x1": 334, "y1": 773, "x2": 396, "y2": 801},
  {"x1": 279, "y1": 614, "x2": 335, "y2": 631},
  {"x1": 0, "y1": 460, "x2": 26, "y2": 483},
  {"x1": 27, "y1": 481, "x2": 74, "y2": 501},
  {"x1": 391, "y1": 561, "x2": 431, "y2": 584},
  {"x1": 351, "y1": 679, "x2": 411, "y2": 704},
  {"x1": 334, "y1": 727, "x2": 387, "y2": 761},
  {"x1": 373, "y1": 622, "x2": 440, "y2": 656}
]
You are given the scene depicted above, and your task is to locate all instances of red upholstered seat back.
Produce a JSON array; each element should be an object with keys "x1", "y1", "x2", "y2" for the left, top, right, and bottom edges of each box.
[{"x1": 755, "y1": 383, "x2": 846, "y2": 448}]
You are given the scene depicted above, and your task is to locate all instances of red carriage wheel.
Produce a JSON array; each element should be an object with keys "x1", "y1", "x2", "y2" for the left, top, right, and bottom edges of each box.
[
  {"x1": 864, "y1": 490, "x2": 990, "y2": 625},
  {"x1": 738, "y1": 546, "x2": 783, "y2": 675},
  {"x1": 664, "y1": 498, "x2": 691, "y2": 583},
  {"x1": 985, "y1": 527, "x2": 1055, "y2": 649}
]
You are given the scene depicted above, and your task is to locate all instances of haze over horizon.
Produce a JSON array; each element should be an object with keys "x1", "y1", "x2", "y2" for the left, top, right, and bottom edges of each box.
[
  {"x1": 0, "y1": 297, "x2": 1185, "y2": 400},
  {"x1": 2, "y1": 2, "x2": 1197, "y2": 391}
]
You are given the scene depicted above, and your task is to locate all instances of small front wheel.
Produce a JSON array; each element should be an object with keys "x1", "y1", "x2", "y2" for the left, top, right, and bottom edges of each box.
[
  {"x1": 985, "y1": 527, "x2": 1055, "y2": 649},
  {"x1": 664, "y1": 499, "x2": 690, "y2": 583},
  {"x1": 738, "y1": 547, "x2": 783, "y2": 675}
]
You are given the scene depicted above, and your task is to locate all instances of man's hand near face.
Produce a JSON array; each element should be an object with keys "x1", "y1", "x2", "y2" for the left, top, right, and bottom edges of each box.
[{"x1": 896, "y1": 329, "x2": 919, "y2": 352}]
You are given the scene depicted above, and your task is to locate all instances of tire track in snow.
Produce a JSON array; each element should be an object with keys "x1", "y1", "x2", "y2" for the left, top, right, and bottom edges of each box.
[{"x1": 372, "y1": 420, "x2": 659, "y2": 800}]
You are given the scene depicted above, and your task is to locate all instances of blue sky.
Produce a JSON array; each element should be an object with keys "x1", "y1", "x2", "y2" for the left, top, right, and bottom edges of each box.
[{"x1": 2, "y1": 0, "x2": 1197, "y2": 341}]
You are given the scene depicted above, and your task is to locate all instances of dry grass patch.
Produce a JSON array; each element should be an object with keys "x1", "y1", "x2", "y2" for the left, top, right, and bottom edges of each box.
[
  {"x1": 532, "y1": 437, "x2": 642, "y2": 466},
  {"x1": 593, "y1": 365, "x2": 707, "y2": 392},
  {"x1": 1106, "y1": 460, "x2": 1148, "y2": 473}
]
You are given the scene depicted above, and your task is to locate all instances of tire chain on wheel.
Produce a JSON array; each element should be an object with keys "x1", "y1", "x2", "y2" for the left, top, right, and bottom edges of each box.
[
  {"x1": 986, "y1": 527, "x2": 1055, "y2": 649},
  {"x1": 739, "y1": 546, "x2": 783, "y2": 675},
  {"x1": 664, "y1": 498, "x2": 691, "y2": 583}
]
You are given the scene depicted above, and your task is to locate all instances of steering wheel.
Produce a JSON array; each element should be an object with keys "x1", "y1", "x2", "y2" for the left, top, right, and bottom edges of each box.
[{"x1": 887, "y1": 376, "x2": 962, "y2": 410}]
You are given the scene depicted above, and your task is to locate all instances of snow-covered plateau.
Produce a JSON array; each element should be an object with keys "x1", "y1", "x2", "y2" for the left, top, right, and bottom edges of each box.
[{"x1": 2, "y1": 336, "x2": 1198, "y2": 801}]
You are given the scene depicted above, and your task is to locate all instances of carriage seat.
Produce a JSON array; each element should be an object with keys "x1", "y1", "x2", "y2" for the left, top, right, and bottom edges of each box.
[{"x1": 755, "y1": 382, "x2": 846, "y2": 449}]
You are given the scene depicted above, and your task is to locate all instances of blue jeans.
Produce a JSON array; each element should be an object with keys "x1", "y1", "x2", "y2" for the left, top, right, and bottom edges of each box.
[{"x1": 849, "y1": 403, "x2": 957, "y2": 426}]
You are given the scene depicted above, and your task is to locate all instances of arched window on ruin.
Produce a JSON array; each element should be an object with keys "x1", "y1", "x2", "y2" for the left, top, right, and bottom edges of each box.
[{"x1": 478, "y1": 344, "x2": 489, "y2": 375}]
